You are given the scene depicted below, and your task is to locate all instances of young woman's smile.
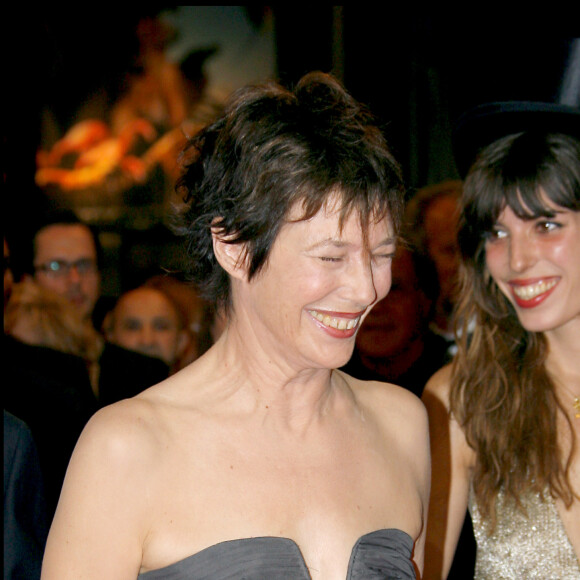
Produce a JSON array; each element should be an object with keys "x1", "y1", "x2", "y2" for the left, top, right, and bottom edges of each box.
[
  {"x1": 485, "y1": 200, "x2": 580, "y2": 335},
  {"x1": 507, "y1": 276, "x2": 560, "y2": 308}
]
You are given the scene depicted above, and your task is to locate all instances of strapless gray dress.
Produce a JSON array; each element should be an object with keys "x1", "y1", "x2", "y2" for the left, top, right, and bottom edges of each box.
[{"x1": 138, "y1": 528, "x2": 416, "y2": 579}]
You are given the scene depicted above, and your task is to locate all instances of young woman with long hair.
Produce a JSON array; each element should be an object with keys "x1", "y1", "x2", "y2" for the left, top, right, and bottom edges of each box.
[{"x1": 423, "y1": 103, "x2": 580, "y2": 579}]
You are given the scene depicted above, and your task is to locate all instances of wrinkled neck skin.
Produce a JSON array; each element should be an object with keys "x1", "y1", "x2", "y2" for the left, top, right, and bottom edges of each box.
[{"x1": 200, "y1": 311, "x2": 353, "y2": 435}]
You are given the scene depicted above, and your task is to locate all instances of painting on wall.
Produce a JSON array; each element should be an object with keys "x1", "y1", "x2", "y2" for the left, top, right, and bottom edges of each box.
[{"x1": 34, "y1": 7, "x2": 275, "y2": 230}]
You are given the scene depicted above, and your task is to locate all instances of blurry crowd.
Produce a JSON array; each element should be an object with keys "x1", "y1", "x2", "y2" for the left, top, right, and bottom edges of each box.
[
  {"x1": 3, "y1": 212, "x2": 213, "y2": 514},
  {"x1": 3, "y1": 209, "x2": 228, "y2": 576}
]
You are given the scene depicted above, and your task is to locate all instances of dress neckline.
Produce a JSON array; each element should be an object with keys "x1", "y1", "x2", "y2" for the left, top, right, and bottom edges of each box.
[{"x1": 138, "y1": 528, "x2": 414, "y2": 578}]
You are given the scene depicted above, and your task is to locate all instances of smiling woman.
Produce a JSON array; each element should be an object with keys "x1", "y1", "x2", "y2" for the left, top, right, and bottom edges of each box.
[
  {"x1": 41, "y1": 72, "x2": 429, "y2": 580},
  {"x1": 484, "y1": 200, "x2": 580, "y2": 331},
  {"x1": 422, "y1": 105, "x2": 580, "y2": 579}
]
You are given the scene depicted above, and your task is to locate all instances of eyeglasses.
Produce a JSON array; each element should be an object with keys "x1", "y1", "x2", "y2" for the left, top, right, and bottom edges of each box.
[{"x1": 34, "y1": 258, "x2": 98, "y2": 277}]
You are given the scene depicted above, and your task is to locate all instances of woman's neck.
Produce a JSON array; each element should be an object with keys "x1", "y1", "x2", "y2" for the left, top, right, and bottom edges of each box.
[
  {"x1": 205, "y1": 326, "x2": 340, "y2": 425},
  {"x1": 545, "y1": 323, "x2": 580, "y2": 421},
  {"x1": 545, "y1": 321, "x2": 580, "y2": 392}
]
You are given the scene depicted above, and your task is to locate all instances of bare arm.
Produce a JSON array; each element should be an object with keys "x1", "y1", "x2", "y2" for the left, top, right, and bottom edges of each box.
[
  {"x1": 41, "y1": 402, "x2": 156, "y2": 579},
  {"x1": 389, "y1": 385, "x2": 431, "y2": 577},
  {"x1": 356, "y1": 376, "x2": 431, "y2": 577},
  {"x1": 421, "y1": 365, "x2": 474, "y2": 580},
  {"x1": 411, "y1": 403, "x2": 431, "y2": 578}
]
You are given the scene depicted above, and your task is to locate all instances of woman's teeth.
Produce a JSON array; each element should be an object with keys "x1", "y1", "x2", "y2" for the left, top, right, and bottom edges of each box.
[
  {"x1": 309, "y1": 310, "x2": 360, "y2": 330},
  {"x1": 512, "y1": 279, "x2": 557, "y2": 300}
]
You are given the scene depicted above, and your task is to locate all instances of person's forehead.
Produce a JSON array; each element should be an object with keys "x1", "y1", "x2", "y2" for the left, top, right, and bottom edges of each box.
[
  {"x1": 286, "y1": 195, "x2": 394, "y2": 243},
  {"x1": 35, "y1": 224, "x2": 96, "y2": 259},
  {"x1": 117, "y1": 289, "x2": 179, "y2": 319}
]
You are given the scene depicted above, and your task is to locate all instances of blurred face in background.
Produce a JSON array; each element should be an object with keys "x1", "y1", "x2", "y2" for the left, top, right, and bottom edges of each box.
[
  {"x1": 423, "y1": 193, "x2": 460, "y2": 315},
  {"x1": 33, "y1": 224, "x2": 100, "y2": 322},
  {"x1": 106, "y1": 287, "x2": 189, "y2": 368},
  {"x1": 355, "y1": 247, "x2": 432, "y2": 361}
]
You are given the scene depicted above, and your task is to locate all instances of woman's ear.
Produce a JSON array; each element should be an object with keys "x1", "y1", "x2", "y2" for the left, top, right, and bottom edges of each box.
[{"x1": 211, "y1": 228, "x2": 248, "y2": 281}]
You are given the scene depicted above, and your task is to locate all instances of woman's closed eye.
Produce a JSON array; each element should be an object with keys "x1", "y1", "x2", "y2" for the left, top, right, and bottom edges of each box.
[
  {"x1": 372, "y1": 251, "x2": 395, "y2": 263},
  {"x1": 319, "y1": 256, "x2": 344, "y2": 262}
]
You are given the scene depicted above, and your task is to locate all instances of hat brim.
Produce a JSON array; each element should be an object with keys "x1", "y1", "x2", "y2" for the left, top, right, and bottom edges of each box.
[{"x1": 452, "y1": 101, "x2": 580, "y2": 177}]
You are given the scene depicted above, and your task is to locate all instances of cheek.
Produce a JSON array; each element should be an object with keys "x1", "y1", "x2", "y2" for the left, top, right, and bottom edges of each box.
[
  {"x1": 287, "y1": 264, "x2": 338, "y2": 302},
  {"x1": 484, "y1": 243, "x2": 505, "y2": 282},
  {"x1": 117, "y1": 330, "x2": 138, "y2": 345},
  {"x1": 554, "y1": 244, "x2": 580, "y2": 295},
  {"x1": 83, "y1": 277, "x2": 100, "y2": 295},
  {"x1": 374, "y1": 266, "x2": 393, "y2": 303},
  {"x1": 550, "y1": 238, "x2": 576, "y2": 268},
  {"x1": 158, "y1": 333, "x2": 176, "y2": 347},
  {"x1": 37, "y1": 276, "x2": 65, "y2": 292}
]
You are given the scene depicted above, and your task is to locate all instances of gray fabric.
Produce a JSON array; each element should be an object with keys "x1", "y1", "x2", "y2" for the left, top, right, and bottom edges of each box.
[{"x1": 138, "y1": 529, "x2": 415, "y2": 579}]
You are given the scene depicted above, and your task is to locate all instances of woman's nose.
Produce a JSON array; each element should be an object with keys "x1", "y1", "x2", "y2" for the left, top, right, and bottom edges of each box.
[
  {"x1": 509, "y1": 232, "x2": 536, "y2": 273},
  {"x1": 346, "y1": 258, "x2": 378, "y2": 307}
]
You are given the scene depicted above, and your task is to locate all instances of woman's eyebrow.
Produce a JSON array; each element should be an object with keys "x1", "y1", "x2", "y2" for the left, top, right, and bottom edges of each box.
[
  {"x1": 306, "y1": 236, "x2": 396, "y2": 251},
  {"x1": 305, "y1": 238, "x2": 349, "y2": 250}
]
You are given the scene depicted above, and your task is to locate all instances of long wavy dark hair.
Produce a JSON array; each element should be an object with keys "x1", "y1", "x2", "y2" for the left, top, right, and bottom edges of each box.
[
  {"x1": 172, "y1": 72, "x2": 404, "y2": 311},
  {"x1": 450, "y1": 131, "x2": 580, "y2": 527}
]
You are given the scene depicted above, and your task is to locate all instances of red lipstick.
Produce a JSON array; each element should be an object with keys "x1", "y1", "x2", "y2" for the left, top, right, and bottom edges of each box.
[{"x1": 508, "y1": 278, "x2": 559, "y2": 309}]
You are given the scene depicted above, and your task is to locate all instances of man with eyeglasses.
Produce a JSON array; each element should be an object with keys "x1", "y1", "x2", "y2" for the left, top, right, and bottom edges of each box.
[
  {"x1": 25, "y1": 209, "x2": 170, "y2": 402},
  {"x1": 4, "y1": 228, "x2": 100, "y2": 522},
  {"x1": 30, "y1": 211, "x2": 101, "y2": 324},
  {"x1": 6, "y1": 209, "x2": 169, "y2": 513}
]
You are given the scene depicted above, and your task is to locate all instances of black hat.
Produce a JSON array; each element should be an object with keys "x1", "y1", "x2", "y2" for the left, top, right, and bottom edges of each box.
[{"x1": 452, "y1": 100, "x2": 580, "y2": 177}]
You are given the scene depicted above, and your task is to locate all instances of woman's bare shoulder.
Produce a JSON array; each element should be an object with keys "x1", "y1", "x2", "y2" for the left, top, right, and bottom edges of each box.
[
  {"x1": 422, "y1": 363, "x2": 453, "y2": 408},
  {"x1": 85, "y1": 396, "x2": 158, "y2": 433},
  {"x1": 422, "y1": 363, "x2": 475, "y2": 468},
  {"x1": 338, "y1": 372, "x2": 430, "y2": 497},
  {"x1": 81, "y1": 363, "x2": 217, "y2": 464},
  {"x1": 73, "y1": 396, "x2": 168, "y2": 472},
  {"x1": 338, "y1": 370, "x2": 429, "y2": 440},
  {"x1": 341, "y1": 370, "x2": 426, "y2": 413},
  {"x1": 43, "y1": 397, "x2": 169, "y2": 578}
]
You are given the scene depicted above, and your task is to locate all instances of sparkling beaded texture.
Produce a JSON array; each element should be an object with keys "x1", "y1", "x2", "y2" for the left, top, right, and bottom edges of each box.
[{"x1": 469, "y1": 486, "x2": 580, "y2": 579}]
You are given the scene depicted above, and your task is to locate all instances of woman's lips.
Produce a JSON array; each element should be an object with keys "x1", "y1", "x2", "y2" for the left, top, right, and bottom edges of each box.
[
  {"x1": 308, "y1": 309, "x2": 364, "y2": 336},
  {"x1": 509, "y1": 277, "x2": 559, "y2": 308}
]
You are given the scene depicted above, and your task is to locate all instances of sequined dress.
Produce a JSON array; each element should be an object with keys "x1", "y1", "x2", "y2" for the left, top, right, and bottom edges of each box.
[{"x1": 469, "y1": 486, "x2": 580, "y2": 579}]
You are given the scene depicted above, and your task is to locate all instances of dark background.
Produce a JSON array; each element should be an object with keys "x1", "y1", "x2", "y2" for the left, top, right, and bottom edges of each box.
[{"x1": 3, "y1": 7, "x2": 577, "y2": 295}]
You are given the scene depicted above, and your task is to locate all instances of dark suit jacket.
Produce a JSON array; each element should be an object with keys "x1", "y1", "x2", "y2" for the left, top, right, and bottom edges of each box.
[
  {"x1": 4, "y1": 410, "x2": 48, "y2": 580},
  {"x1": 3, "y1": 335, "x2": 98, "y2": 519},
  {"x1": 98, "y1": 342, "x2": 170, "y2": 406}
]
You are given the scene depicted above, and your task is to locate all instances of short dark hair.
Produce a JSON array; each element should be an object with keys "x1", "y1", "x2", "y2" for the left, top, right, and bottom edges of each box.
[
  {"x1": 174, "y1": 72, "x2": 405, "y2": 309},
  {"x1": 29, "y1": 208, "x2": 103, "y2": 274}
]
